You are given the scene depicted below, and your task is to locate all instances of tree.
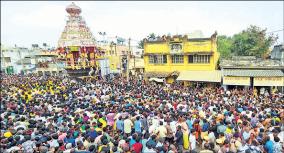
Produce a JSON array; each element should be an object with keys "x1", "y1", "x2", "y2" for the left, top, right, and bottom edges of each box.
[
  {"x1": 138, "y1": 33, "x2": 157, "y2": 49},
  {"x1": 147, "y1": 33, "x2": 156, "y2": 40},
  {"x1": 231, "y1": 25, "x2": 277, "y2": 57},
  {"x1": 217, "y1": 35, "x2": 233, "y2": 59},
  {"x1": 138, "y1": 40, "x2": 144, "y2": 49}
]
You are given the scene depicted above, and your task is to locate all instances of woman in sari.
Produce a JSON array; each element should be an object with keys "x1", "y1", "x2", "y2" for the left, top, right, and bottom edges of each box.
[{"x1": 177, "y1": 116, "x2": 190, "y2": 150}]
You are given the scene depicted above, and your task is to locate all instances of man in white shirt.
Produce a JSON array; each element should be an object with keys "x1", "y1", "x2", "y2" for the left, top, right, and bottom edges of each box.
[
  {"x1": 189, "y1": 129, "x2": 197, "y2": 152},
  {"x1": 155, "y1": 121, "x2": 167, "y2": 142},
  {"x1": 123, "y1": 116, "x2": 133, "y2": 136}
]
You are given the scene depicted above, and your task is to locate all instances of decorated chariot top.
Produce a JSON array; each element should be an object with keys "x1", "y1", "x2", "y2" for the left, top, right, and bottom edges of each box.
[{"x1": 58, "y1": 2, "x2": 95, "y2": 47}]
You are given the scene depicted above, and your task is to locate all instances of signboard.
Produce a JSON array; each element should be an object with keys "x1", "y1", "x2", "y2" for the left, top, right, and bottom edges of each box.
[
  {"x1": 170, "y1": 43, "x2": 183, "y2": 54},
  {"x1": 223, "y1": 76, "x2": 250, "y2": 86},
  {"x1": 254, "y1": 77, "x2": 284, "y2": 86}
]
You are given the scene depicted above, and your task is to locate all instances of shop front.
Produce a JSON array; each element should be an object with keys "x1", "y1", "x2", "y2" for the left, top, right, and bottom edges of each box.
[
  {"x1": 222, "y1": 76, "x2": 251, "y2": 90},
  {"x1": 222, "y1": 69, "x2": 284, "y2": 93},
  {"x1": 177, "y1": 70, "x2": 221, "y2": 87},
  {"x1": 253, "y1": 77, "x2": 284, "y2": 86},
  {"x1": 254, "y1": 77, "x2": 284, "y2": 93}
]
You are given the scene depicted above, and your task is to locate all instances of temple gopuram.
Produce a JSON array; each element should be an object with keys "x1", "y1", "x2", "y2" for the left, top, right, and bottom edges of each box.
[{"x1": 57, "y1": 2, "x2": 104, "y2": 77}]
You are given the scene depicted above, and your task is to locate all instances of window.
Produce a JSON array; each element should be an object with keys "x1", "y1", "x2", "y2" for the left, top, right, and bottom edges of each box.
[
  {"x1": 171, "y1": 55, "x2": 184, "y2": 63},
  {"x1": 149, "y1": 55, "x2": 155, "y2": 64},
  {"x1": 188, "y1": 55, "x2": 210, "y2": 63},
  {"x1": 149, "y1": 55, "x2": 167, "y2": 64}
]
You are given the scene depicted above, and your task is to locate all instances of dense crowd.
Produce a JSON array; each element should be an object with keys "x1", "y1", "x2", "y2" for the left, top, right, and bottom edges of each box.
[{"x1": 0, "y1": 74, "x2": 283, "y2": 153}]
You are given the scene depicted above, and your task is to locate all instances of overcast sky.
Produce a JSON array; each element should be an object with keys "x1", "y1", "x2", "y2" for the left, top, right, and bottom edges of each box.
[{"x1": 1, "y1": 1, "x2": 283, "y2": 48}]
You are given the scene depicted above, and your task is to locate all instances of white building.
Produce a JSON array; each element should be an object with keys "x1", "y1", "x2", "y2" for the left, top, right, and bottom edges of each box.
[
  {"x1": 1, "y1": 45, "x2": 36, "y2": 74},
  {"x1": 34, "y1": 51, "x2": 65, "y2": 76},
  {"x1": 271, "y1": 43, "x2": 284, "y2": 62}
]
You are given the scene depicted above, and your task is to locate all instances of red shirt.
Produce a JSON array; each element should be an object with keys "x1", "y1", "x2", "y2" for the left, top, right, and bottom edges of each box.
[
  {"x1": 173, "y1": 103, "x2": 178, "y2": 110},
  {"x1": 132, "y1": 142, "x2": 143, "y2": 153}
]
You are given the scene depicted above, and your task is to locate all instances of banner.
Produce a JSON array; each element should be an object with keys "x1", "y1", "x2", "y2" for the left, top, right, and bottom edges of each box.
[
  {"x1": 254, "y1": 77, "x2": 284, "y2": 86},
  {"x1": 223, "y1": 76, "x2": 250, "y2": 86},
  {"x1": 70, "y1": 46, "x2": 79, "y2": 52}
]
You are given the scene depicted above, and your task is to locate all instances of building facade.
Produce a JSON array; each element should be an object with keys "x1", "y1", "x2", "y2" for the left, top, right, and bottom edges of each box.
[
  {"x1": 270, "y1": 43, "x2": 284, "y2": 62},
  {"x1": 1, "y1": 45, "x2": 35, "y2": 74},
  {"x1": 97, "y1": 40, "x2": 132, "y2": 75},
  {"x1": 34, "y1": 51, "x2": 65, "y2": 76},
  {"x1": 220, "y1": 56, "x2": 284, "y2": 93},
  {"x1": 143, "y1": 32, "x2": 220, "y2": 83}
]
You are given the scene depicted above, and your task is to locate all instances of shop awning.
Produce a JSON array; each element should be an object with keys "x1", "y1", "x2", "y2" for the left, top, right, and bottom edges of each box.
[
  {"x1": 223, "y1": 69, "x2": 284, "y2": 77},
  {"x1": 176, "y1": 70, "x2": 221, "y2": 82}
]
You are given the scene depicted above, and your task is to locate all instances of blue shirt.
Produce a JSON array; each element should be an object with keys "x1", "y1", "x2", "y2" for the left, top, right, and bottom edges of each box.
[
  {"x1": 264, "y1": 140, "x2": 273, "y2": 153},
  {"x1": 186, "y1": 119, "x2": 193, "y2": 130},
  {"x1": 134, "y1": 120, "x2": 142, "y2": 133},
  {"x1": 217, "y1": 125, "x2": 227, "y2": 134},
  {"x1": 57, "y1": 117, "x2": 63, "y2": 124},
  {"x1": 237, "y1": 108, "x2": 243, "y2": 113},
  {"x1": 202, "y1": 122, "x2": 210, "y2": 132},
  {"x1": 141, "y1": 139, "x2": 148, "y2": 152},
  {"x1": 75, "y1": 151, "x2": 91, "y2": 153},
  {"x1": 116, "y1": 120, "x2": 124, "y2": 131},
  {"x1": 130, "y1": 138, "x2": 136, "y2": 147},
  {"x1": 88, "y1": 130, "x2": 97, "y2": 139},
  {"x1": 147, "y1": 138, "x2": 157, "y2": 147},
  {"x1": 65, "y1": 138, "x2": 76, "y2": 147}
]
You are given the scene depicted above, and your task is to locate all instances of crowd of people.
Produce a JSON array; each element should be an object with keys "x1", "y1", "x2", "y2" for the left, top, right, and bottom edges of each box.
[{"x1": 0, "y1": 74, "x2": 283, "y2": 153}]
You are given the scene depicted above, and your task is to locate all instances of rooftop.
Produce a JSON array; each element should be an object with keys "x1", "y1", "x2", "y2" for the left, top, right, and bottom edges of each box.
[
  {"x1": 220, "y1": 56, "x2": 284, "y2": 69},
  {"x1": 144, "y1": 32, "x2": 217, "y2": 43},
  {"x1": 223, "y1": 69, "x2": 284, "y2": 77}
]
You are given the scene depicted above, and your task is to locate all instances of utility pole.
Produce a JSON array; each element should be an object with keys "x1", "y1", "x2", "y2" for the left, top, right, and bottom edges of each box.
[{"x1": 127, "y1": 38, "x2": 131, "y2": 81}]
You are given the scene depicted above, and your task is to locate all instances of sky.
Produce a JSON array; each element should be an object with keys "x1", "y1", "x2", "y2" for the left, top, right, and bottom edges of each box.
[{"x1": 1, "y1": 1, "x2": 284, "y2": 48}]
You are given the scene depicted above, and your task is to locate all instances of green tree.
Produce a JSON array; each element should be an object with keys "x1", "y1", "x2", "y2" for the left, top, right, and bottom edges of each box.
[
  {"x1": 138, "y1": 33, "x2": 157, "y2": 49},
  {"x1": 147, "y1": 33, "x2": 156, "y2": 39},
  {"x1": 231, "y1": 25, "x2": 277, "y2": 57},
  {"x1": 217, "y1": 35, "x2": 233, "y2": 59},
  {"x1": 138, "y1": 40, "x2": 144, "y2": 49}
]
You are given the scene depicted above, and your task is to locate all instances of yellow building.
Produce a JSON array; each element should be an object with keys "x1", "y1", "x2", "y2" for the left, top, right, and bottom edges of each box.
[
  {"x1": 98, "y1": 43, "x2": 131, "y2": 74},
  {"x1": 143, "y1": 32, "x2": 220, "y2": 84},
  {"x1": 129, "y1": 57, "x2": 145, "y2": 75}
]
